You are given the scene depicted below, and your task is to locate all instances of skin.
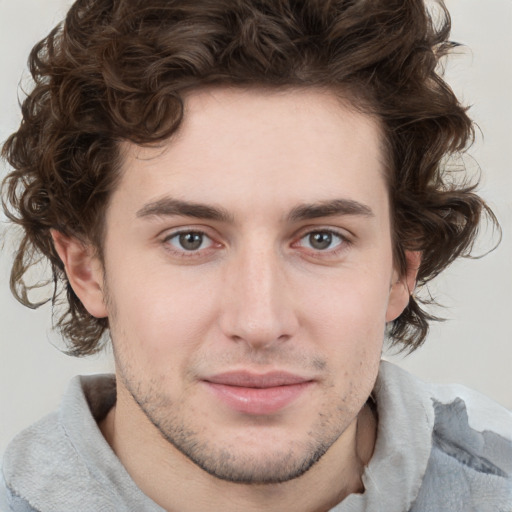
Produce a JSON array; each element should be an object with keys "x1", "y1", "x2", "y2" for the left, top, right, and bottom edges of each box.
[{"x1": 53, "y1": 87, "x2": 416, "y2": 512}]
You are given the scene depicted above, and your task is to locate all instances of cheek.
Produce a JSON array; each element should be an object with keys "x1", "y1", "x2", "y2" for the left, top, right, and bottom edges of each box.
[
  {"x1": 106, "y1": 262, "x2": 221, "y2": 366},
  {"x1": 303, "y1": 269, "x2": 391, "y2": 346},
  {"x1": 296, "y1": 268, "x2": 389, "y2": 396},
  {"x1": 308, "y1": 276, "x2": 387, "y2": 393}
]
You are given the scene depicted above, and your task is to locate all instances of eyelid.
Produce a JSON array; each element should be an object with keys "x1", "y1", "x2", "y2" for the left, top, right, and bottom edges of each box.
[
  {"x1": 159, "y1": 223, "x2": 220, "y2": 242},
  {"x1": 298, "y1": 230, "x2": 344, "y2": 247},
  {"x1": 160, "y1": 226, "x2": 223, "y2": 259},
  {"x1": 165, "y1": 230, "x2": 213, "y2": 249},
  {"x1": 157, "y1": 224, "x2": 353, "y2": 261},
  {"x1": 163, "y1": 228, "x2": 210, "y2": 240},
  {"x1": 292, "y1": 225, "x2": 352, "y2": 242},
  {"x1": 291, "y1": 226, "x2": 353, "y2": 256}
]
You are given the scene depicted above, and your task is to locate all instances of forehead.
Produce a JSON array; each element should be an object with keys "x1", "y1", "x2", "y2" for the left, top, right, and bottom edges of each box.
[{"x1": 115, "y1": 87, "x2": 388, "y2": 220}]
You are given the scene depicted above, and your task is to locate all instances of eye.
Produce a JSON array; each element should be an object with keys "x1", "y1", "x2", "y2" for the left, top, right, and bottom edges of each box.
[
  {"x1": 165, "y1": 231, "x2": 213, "y2": 252},
  {"x1": 298, "y1": 230, "x2": 345, "y2": 251}
]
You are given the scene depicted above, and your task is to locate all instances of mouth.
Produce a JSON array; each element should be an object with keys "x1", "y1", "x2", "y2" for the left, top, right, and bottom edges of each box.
[{"x1": 202, "y1": 371, "x2": 314, "y2": 415}]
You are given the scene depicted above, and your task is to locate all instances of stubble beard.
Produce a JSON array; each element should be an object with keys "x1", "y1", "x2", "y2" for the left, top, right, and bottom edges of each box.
[
  {"x1": 115, "y1": 363, "x2": 357, "y2": 485},
  {"x1": 105, "y1": 279, "x2": 368, "y2": 486}
]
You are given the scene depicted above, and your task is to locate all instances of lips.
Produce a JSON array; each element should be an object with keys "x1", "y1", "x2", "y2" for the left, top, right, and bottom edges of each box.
[{"x1": 203, "y1": 371, "x2": 313, "y2": 415}]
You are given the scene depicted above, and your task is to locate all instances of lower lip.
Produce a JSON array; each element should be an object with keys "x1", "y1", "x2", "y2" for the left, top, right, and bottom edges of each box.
[{"x1": 204, "y1": 381, "x2": 312, "y2": 415}]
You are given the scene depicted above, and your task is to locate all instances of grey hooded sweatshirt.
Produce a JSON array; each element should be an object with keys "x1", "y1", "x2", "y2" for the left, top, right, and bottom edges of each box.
[{"x1": 1, "y1": 361, "x2": 511, "y2": 512}]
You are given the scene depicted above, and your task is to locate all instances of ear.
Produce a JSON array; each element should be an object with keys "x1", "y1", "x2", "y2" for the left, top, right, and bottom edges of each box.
[
  {"x1": 385, "y1": 251, "x2": 421, "y2": 322},
  {"x1": 51, "y1": 230, "x2": 108, "y2": 318}
]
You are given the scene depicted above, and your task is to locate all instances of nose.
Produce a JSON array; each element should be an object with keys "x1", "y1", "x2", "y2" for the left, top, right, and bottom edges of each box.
[{"x1": 219, "y1": 245, "x2": 299, "y2": 350}]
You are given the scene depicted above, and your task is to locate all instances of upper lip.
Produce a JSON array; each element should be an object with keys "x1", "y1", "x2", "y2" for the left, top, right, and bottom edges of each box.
[{"x1": 204, "y1": 371, "x2": 312, "y2": 388}]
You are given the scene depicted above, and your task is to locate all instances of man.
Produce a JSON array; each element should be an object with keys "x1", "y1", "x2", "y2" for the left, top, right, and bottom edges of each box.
[{"x1": 1, "y1": 0, "x2": 511, "y2": 510}]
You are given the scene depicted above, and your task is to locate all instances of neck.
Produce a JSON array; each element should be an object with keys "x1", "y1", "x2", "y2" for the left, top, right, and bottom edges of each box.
[{"x1": 100, "y1": 386, "x2": 377, "y2": 512}]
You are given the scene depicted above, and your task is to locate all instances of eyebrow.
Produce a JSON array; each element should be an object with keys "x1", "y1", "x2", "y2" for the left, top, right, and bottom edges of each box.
[
  {"x1": 287, "y1": 199, "x2": 374, "y2": 222},
  {"x1": 136, "y1": 197, "x2": 374, "y2": 223},
  {"x1": 136, "y1": 197, "x2": 234, "y2": 222}
]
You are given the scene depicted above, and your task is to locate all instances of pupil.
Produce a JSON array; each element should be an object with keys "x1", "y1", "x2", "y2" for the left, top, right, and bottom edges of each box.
[
  {"x1": 310, "y1": 232, "x2": 332, "y2": 250},
  {"x1": 179, "y1": 232, "x2": 203, "y2": 250}
]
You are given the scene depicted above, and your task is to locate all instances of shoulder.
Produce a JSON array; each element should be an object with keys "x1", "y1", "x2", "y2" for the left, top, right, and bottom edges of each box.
[
  {"x1": 425, "y1": 383, "x2": 512, "y2": 511},
  {"x1": 379, "y1": 362, "x2": 512, "y2": 511},
  {"x1": 1, "y1": 411, "x2": 79, "y2": 512},
  {"x1": 2, "y1": 374, "x2": 164, "y2": 512},
  {"x1": 379, "y1": 360, "x2": 512, "y2": 441},
  {"x1": 1, "y1": 376, "x2": 116, "y2": 511},
  {"x1": 411, "y1": 393, "x2": 512, "y2": 511},
  {"x1": 1, "y1": 388, "x2": 108, "y2": 512}
]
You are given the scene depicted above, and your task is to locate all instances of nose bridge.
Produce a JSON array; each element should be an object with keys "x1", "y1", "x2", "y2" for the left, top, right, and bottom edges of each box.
[{"x1": 220, "y1": 238, "x2": 297, "y2": 348}]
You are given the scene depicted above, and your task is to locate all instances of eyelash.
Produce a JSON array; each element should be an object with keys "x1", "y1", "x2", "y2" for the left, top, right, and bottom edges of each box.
[
  {"x1": 160, "y1": 227, "x2": 351, "y2": 260},
  {"x1": 293, "y1": 228, "x2": 351, "y2": 256},
  {"x1": 162, "y1": 230, "x2": 219, "y2": 259}
]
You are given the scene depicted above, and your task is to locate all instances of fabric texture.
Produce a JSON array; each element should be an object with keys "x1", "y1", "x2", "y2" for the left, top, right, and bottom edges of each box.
[{"x1": 2, "y1": 361, "x2": 511, "y2": 512}]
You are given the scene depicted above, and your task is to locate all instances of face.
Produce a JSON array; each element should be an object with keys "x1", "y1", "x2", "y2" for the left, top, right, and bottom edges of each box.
[{"x1": 79, "y1": 88, "x2": 410, "y2": 484}]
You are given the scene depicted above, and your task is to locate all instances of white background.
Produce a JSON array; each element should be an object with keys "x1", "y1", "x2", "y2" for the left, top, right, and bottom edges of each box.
[{"x1": 1, "y1": 0, "x2": 511, "y2": 455}]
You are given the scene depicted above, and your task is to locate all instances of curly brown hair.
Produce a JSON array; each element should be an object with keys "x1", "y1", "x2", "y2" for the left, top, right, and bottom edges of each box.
[{"x1": 1, "y1": 0, "x2": 497, "y2": 356}]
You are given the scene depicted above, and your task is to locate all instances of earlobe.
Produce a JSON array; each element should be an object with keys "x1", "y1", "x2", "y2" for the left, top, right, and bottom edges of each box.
[
  {"x1": 51, "y1": 230, "x2": 108, "y2": 318},
  {"x1": 385, "y1": 251, "x2": 421, "y2": 322}
]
